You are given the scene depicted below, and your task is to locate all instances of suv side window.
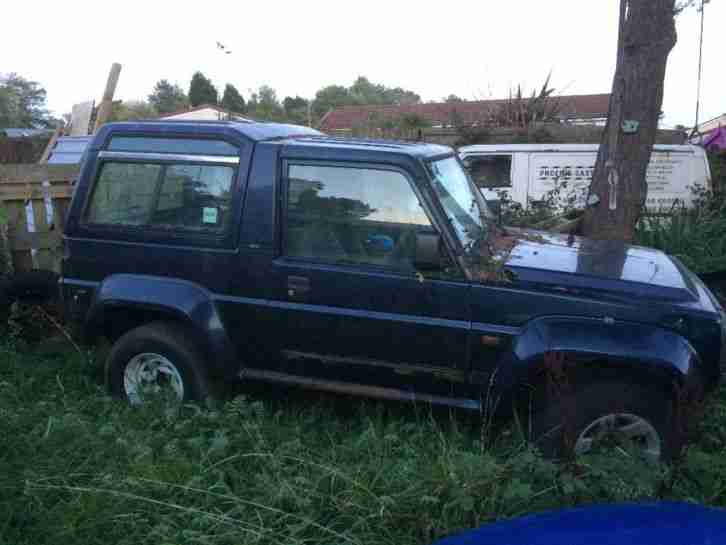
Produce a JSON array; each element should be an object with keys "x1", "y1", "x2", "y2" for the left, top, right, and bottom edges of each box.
[
  {"x1": 108, "y1": 136, "x2": 239, "y2": 156},
  {"x1": 86, "y1": 161, "x2": 235, "y2": 232},
  {"x1": 86, "y1": 162, "x2": 161, "y2": 225},
  {"x1": 285, "y1": 164, "x2": 432, "y2": 270}
]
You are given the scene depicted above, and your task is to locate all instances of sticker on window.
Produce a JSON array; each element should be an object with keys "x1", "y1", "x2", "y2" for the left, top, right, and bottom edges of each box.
[{"x1": 202, "y1": 207, "x2": 219, "y2": 224}]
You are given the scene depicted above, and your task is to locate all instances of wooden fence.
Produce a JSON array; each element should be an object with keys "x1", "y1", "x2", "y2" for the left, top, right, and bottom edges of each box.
[{"x1": 0, "y1": 165, "x2": 78, "y2": 274}]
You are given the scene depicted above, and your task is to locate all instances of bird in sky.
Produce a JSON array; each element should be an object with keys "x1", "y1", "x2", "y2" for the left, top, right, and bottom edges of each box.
[{"x1": 216, "y1": 41, "x2": 232, "y2": 54}]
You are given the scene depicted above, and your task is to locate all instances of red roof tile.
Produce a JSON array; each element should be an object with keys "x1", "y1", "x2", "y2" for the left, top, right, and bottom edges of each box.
[{"x1": 319, "y1": 94, "x2": 611, "y2": 130}]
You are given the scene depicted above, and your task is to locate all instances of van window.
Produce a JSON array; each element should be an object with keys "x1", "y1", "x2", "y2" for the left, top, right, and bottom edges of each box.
[
  {"x1": 466, "y1": 155, "x2": 512, "y2": 189},
  {"x1": 85, "y1": 161, "x2": 235, "y2": 232},
  {"x1": 285, "y1": 164, "x2": 431, "y2": 270}
]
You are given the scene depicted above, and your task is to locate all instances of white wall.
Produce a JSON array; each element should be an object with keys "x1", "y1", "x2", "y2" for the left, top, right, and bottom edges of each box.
[{"x1": 161, "y1": 108, "x2": 227, "y2": 121}]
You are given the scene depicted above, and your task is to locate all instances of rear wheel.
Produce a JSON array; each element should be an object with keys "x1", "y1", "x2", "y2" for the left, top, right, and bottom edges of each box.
[
  {"x1": 532, "y1": 380, "x2": 681, "y2": 463},
  {"x1": 105, "y1": 322, "x2": 209, "y2": 406}
]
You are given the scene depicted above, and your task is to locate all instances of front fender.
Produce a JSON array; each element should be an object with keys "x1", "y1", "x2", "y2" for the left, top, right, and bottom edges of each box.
[
  {"x1": 492, "y1": 315, "x2": 701, "y2": 401},
  {"x1": 86, "y1": 274, "x2": 236, "y2": 375}
]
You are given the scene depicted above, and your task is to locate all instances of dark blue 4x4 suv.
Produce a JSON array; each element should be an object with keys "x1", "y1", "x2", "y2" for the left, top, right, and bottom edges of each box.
[{"x1": 62, "y1": 120, "x2": 723, "y2": 461}]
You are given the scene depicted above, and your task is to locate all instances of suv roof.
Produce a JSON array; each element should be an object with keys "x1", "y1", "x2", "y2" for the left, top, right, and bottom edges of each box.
[
  {"x1": 92, "y1": 121, "x2": 453, "y2": 158},
  {"x1": 92, "y1": 120, "x2": 323, "y2": 146},
  {"x1": 279, "y1": 135, "x2": 452, "y2": 159}
]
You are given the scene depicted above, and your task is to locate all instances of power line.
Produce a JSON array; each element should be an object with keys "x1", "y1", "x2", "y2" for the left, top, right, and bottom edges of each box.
[{"x1": 690, "y1": 0, "x2": 706, "y2": 139}]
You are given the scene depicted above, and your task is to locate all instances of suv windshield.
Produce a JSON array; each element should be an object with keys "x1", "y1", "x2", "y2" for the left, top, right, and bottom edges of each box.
[{"x1": 427, "y1": 156, "x2": 491, "y2": 253}]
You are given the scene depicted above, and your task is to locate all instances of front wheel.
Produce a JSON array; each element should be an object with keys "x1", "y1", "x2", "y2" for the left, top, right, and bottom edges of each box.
[
  {"x1": 105, "y1": 322, "x2": 210, "y2": 406},
  {"x1": 532, "y1": 380, "x2": 682, "y2": 463}
]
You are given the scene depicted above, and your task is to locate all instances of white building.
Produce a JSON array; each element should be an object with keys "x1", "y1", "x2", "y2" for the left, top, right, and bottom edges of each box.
[{"x1": 159, "y1": 104, "x2": 252, "y2": 122}]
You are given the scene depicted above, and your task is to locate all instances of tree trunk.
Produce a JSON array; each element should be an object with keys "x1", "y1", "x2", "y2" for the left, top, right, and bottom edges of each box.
[{"x1": 581, "y1": 0, "x2": 677, "y2": 241}]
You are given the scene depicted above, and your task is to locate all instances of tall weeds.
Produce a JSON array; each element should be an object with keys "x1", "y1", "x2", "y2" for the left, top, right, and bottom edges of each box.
[
  {"x1": 0, "y1": 351, "x2": 689, "y2": 545},
  {"x1": 635, "y1": 187, "x2": 726, "y2": 273}
]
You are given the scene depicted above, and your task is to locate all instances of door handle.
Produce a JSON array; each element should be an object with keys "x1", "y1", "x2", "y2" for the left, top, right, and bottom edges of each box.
[{"x1": 287, "y1": 276, "x2": 310, "y2": 298}]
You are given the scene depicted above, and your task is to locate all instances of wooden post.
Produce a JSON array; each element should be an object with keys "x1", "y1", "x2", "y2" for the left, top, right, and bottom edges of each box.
[{"x1": 93, "y1": 63, "x2": 122, "y2": 133}]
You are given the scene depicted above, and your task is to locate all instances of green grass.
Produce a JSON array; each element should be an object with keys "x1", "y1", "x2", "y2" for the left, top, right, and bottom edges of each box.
[{"x1": 2, "y1": 349, "x2": 726, "y2": 545}]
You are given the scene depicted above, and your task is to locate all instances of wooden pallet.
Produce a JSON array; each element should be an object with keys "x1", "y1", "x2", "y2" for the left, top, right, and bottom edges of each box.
[{"x1": 0, "y1": 165, "x2": 78, "y2": 273}]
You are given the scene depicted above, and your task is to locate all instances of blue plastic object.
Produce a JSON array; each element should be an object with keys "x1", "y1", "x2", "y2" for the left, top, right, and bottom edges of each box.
[
  {"x1": 365, "y1": 234, "x2": 395, "y2": 254},
  {"x1": 432, "y1": 502, "x2": 726, "y2": 545}
]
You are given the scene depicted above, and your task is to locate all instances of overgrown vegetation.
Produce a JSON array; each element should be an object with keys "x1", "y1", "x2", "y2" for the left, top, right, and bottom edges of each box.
[
  {"x1": 3, "y1": 346, "x2": 726, "y2": 545},
  {"x1": 635, "y1": 187, "x2": 726, "y2": 274},
  {"x1": 633, "y1": 151, "x2": 726, "y2": 273}
]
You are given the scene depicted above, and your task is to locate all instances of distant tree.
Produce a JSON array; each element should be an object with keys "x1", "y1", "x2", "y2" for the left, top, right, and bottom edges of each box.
[
  {"x1": 0, "y1": 73, "x2": 54, "y2": 128},
  {"x1": 313, "y1": 84, "x2": 351, "y2": 117},
  {"x1": 109, "y1": 100, "x2": 156, "y2": 122},
  {"x1": 283, "y1": 95, "x2": 308, "y2": 114},
  {"x1": 148, "y1": 79, "x2": 188, "y2": 114},
  {"x1": 444, "y1": 94, "x2": 465, "y2": 103},
  {"x1": 220, "y1": 84, "x2": 246, "y2": 114},
  {"x1": 188, "y1": 72, "x2": 218, "y2": 107},
  {"x1": 283, "y1": 95, "x2": 309, "y2": 124},
  {"x1": 349, "y1": 76, "x2": 385, "y2": 105},
  {"x1": 246, "y1": 85, "x2": 285, "y2": 121},
  {"x1": 349, "y1": 76, "x2": 420, "y2": 106},
  {"x1": 383, "y1": 86, "x2": 420, "y2": 106},
  {"x1": 0, "y1": 87, "x2": 14, "y2": 127},
  {"x1": 312, "y1": 77, "x2": 421, "y2": 120}
]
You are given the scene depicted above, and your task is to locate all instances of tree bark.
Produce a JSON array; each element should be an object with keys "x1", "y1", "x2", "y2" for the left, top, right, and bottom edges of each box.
[{"x1": 581, "y1": 0, "x2": 677, "y2": 241}]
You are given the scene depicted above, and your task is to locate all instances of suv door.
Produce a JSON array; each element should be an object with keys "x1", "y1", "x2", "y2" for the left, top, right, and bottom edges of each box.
[{"x1": 269, "y1": 161, "x2": 471, "y2": 396}]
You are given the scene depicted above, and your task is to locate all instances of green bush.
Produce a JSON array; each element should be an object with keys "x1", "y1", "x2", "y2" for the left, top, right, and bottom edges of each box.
[
  {"x1": 635, "y1": 186, "x2": 726, "y2": 273},
  {"x1": 708, "y1": 150, "x2": 726, "y2": 192}
]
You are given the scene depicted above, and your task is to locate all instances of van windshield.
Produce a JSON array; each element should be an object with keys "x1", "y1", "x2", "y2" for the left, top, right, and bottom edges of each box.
[{"x1": 427, "y1": 156, "x2": 492, "y2": 253}]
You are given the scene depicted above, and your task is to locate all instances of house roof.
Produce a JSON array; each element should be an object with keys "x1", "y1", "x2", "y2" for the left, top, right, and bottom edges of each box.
[
  {"x1": 158, "y1": 103, "x2": 251, "y2": 122},
  {"x1": 319, "y1": 94, "x2": 611, "y2": 131}
]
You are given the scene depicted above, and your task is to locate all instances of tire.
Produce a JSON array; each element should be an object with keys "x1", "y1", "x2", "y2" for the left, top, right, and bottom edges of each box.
[
  {"x1": 105, "y1": 321, "x2": 209, "y2": 406},
  {"x1": 532, "y1": 380, "x2": 681, "y2": 462}
]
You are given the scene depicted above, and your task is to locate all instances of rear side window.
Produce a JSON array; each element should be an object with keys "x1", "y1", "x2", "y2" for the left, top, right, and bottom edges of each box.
[
  {"x1": 86, "y1": 163, "x2": 161, "y2": 225},
  {"x1": 86, "y1": 161, "x2": 235, "y2": 232},
  {"x1": 465, "y1": 155, "x2": 512, "y2": 188},
  {"x1": 108, "y1": 137, "x2": 239, "y2": 156}
]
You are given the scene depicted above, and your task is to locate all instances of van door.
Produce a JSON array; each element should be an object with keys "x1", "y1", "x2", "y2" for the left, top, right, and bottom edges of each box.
[
  {"x1": 526, "y1": 148, "x2": 708, "y2": 213},
  {"x1": 527, "y1": 152, "x2": 596, "y2": 210},
  {"x1": 644, "y1": 150, "x2": 703, "y2": 211}
]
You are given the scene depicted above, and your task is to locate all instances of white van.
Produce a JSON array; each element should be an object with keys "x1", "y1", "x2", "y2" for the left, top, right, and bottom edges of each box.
[{"x1": 458, "y1": 144, "x2": 711, "y2": 212}]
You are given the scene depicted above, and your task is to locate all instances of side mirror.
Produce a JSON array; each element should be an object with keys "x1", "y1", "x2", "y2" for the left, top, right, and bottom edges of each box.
[{"x1": 414, "y1": 232, "x2": 442, "y2": 270}]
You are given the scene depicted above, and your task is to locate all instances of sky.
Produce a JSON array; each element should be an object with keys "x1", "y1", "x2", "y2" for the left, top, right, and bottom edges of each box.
[{"x1": 3, "y1": 0, "x2": 723, "y2": 129}]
